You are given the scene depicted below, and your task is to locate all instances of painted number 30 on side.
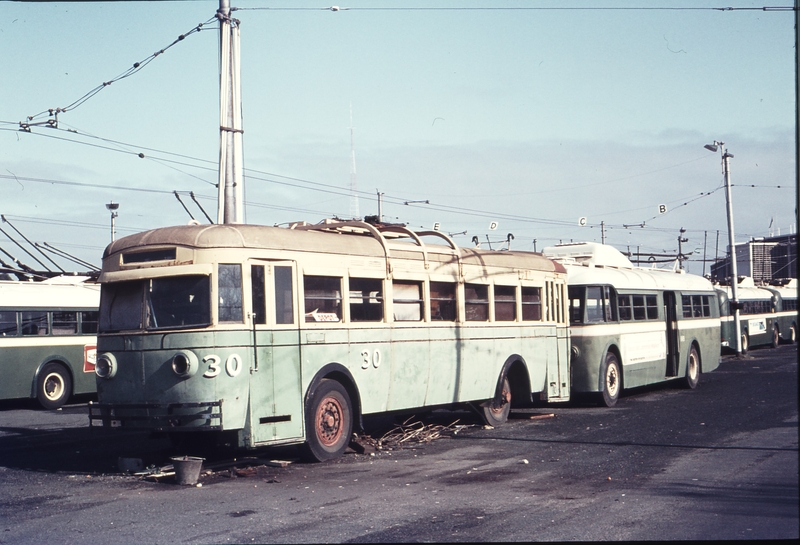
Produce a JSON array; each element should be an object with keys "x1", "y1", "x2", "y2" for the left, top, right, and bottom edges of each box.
[
  {"x1": 361, "y1": 348, "x2": 382, "y2": 369},
  {"x1": 202, "y1": 354, "x2": 243, "y2": 378}
]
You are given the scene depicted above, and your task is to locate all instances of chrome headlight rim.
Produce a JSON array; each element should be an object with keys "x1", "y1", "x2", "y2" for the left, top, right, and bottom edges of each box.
[
  {"x1": 95, "y1": 352, "x2": 118, "y2": 379},
  {"x1": 171, "y1": 350, "x2": 199, "y2": 378}
]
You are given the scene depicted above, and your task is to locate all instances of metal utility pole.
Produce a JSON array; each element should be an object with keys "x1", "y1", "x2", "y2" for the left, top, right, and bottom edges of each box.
[
  {"x1": 106, "y1": 202, "x2": 119, "y2": 242},
  {"x1": 677, "y1": 228, "x2": 688, "y2": 270},
  {"x1": 349, "y1": 104, "x2": 359, "y2": 219},
  {"x1": 217, "y1": 0, "x2": 244, "y2": 224},
  {"x1": 705, "y1": 141, "x2": 742, "y2": 356}
]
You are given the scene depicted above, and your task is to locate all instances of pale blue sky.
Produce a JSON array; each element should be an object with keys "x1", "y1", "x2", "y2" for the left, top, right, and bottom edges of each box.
[{"x1": 1, "y1": 1, "x2": 796, "y2": 275}]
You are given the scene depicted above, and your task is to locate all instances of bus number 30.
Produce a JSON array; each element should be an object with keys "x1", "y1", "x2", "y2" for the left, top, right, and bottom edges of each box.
[
  {"x1": 361, "y1": 349, "x2": 382, "y2": 370},
  {"x1": 202, "y1": 354, "x2": 243, "y2": 378}
]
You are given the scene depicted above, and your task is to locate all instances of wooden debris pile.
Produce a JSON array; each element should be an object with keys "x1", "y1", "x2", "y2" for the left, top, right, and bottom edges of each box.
[{"x1": 352, "y1": 417, "x2": 475, "y2": 453}]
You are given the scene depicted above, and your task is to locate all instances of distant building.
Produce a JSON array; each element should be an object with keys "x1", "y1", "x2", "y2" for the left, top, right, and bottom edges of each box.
[{"x1": 710, "y1": 233, "x2": 796, "y2": 282}]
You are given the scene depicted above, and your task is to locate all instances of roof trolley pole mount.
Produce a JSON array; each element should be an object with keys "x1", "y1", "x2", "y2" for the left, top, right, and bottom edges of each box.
[
  {"x1": 705, "y1": 140, "x2": 742, "y2": 356},
  {"x1": 217, "y1": 0, "x2": 244, "y2": 224}
]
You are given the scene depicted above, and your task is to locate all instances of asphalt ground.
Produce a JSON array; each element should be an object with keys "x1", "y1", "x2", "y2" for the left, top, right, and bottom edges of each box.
[{"x1": 0, "y1": 344, "x2": 797, "y2": 543}]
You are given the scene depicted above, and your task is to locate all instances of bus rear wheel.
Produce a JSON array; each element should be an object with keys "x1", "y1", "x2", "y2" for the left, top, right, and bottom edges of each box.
[
  {"x1": 36, "y1": 362, "x2": 72, "y2": 410},
  {"x1": 682, "y1": 346, "x2": 700, "y2": 390},
  {"x1": 302, "y1": 379, "x2": 353, "y2": 463},
  {"x1": 481, "y1": 376, "x2": 511, "y2": 427},
  {"x1": 600, "y1": 352, "x2": 621, "y2": 408}
]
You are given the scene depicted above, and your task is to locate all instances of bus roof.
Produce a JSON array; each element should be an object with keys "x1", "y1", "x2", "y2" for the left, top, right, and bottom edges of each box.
[
  {"x1": 0, "y1": 280, "x2": 100, "y2": 309},
  {"x1": 543, "y1": 242, "x2": 714, "y2": 291},
  {"x1": 103, "y1": 223, "x2": 565, "y2": 275}
]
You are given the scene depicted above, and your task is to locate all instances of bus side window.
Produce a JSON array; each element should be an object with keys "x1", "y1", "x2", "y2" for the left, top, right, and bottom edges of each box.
[
  {"x1": 251, "y1": 265, "x2": 267, "y2": 325},
  {"x1": 465, "y1": 284, "x2": 489, "y2": 321},
  {"x1": 494, "y1": 285, "x2": 516, "y2": 321},
  {"x1": 603, "y1": 286, "x2": 616, "y2": 321},
  {"x1": 585, "y1": 286, "x2": 604, "y2": 323},
  {"x1": 646, "y1": 295, "x2": 659, "y2": 319},
  {"x1": 275, "y1": 266, "x2": 295, "y2": 324},
  {"x1": 523, "y1": 286, "x2": 543, "y2": 321},
  {"x1": 52, "y1": 311, "x2": 78, "y2": 335},
  {"x1": 304, "y1": 276, "x2": 341, "y2": 322},
  {"x1": 618, "y1": 295, "x2": 632, "y2": 321},
  {"x1": 21, "y1": 311, "x2": 48, "y2": 336},
  {"x1": 430, "y1": 282, "x2": 457, "y2": 321},
  {"x1": 393, "y1": 280, "x2": 423, "y2": 322},
  {"x1": 632, "y1": 295, "x2": 646, "y2": 320},
  {"x1": 0, "y1": 311, "x2": 17, "y2": 337},
  {"x1": 350, "y1": 278, "x2": 384, "y2": 322},
  {"x1": 81, "y1": 311, "x2": 99, "y2": 334},
  {"x1": 219, "y1": 264, "x2": 244, "y2": 323}
]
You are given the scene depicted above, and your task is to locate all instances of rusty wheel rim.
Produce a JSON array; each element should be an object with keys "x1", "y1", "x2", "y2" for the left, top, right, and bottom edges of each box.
[
  {"x1": 316, "y1": 395, "x2": 344, "y2": 447},
  {"x1": 490, "y1": 379, "x2": 511, "y2": 416}
]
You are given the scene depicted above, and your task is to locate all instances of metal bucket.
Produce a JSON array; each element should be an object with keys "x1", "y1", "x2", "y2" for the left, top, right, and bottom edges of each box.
[{"x1": 170, "y1": 456, "x2": 204, "y2": 485}]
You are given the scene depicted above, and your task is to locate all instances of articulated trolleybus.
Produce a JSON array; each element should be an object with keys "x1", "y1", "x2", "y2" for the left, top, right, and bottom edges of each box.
[
  {"x1": 543, "y1": 243, "x2": 720, "y2": 407},
  {"x1": 0, "y1": 276, "x2": 100, "y2": 409},
  {"x1": 89, "y1": 221, "x2": 571, "y2": 461}
]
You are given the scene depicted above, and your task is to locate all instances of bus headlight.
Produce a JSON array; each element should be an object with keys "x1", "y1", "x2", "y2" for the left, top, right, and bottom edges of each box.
[
  {"x1": 171, "y1": 350, "x2": 198, "y2": 378},
  {"x1": 96, "y1": 353, "x2": 118, "y2": 379}
]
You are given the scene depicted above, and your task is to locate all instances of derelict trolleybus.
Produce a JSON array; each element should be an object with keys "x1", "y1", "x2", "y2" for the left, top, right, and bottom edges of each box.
[
  {"x1": 89, "y1": 221, "x2": 571, "y2": 461},
  {"x1": 0, "y1": 277, "x2": 100, "y2": 409},
  {"x1": 544, "y1": 243, "x2": 721, "y2": 407}
]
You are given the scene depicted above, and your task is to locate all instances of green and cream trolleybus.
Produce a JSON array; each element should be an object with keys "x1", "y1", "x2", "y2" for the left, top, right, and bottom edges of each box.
[
  {"x1": 544, "y1": 242, "x2": 720, "y2": 407},
  {"x1": 89, "y1": 221, "x2": 571, "y2": 461},
  {"x1": 716, "y1": 277, "x2": 797, "y2": 353},
  {"x1": 0, "y1": 276, "x2": 100, "y2": 409}
]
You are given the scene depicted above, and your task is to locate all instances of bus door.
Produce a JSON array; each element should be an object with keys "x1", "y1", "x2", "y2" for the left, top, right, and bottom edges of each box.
[
  {"x1": 664, "y1": 291, "x2": 679, "y2": 377},
  {"x1": 247, "y1": 261, "x2": 303, "y2": 445}
]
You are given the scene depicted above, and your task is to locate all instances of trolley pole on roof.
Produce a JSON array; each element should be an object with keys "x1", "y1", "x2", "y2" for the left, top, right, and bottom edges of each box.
[
  {"x1": 217, "y1": 0, "x2": 244, "y2": 224},
  {"x1": 705, "y1": 141, "x2": 742, "y2": 356}
]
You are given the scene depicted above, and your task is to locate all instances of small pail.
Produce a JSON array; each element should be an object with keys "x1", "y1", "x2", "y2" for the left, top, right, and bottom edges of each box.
[{"x1": 170, "y1": 456, "x2": 204, "y2": 485}]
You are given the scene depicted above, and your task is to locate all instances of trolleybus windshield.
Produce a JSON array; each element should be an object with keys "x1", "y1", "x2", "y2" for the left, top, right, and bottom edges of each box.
[{"x1": 99, "y1": 275, "x2": 211, "y2": 332}]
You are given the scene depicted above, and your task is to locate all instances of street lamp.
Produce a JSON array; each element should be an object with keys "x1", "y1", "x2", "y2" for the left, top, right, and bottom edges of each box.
[
  {"x1": 105, "y1": 202, "x2": 119, "y2": 242},
  {"x1": 704, "y1": 141, "x2": 742, "y2": 356}
]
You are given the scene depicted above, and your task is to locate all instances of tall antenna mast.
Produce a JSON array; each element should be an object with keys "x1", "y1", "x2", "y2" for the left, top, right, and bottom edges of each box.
[
  {"x1": 217, "y1": 0, "x2": 244, "y2": 224},
  {"x1": 349, "y1": 103, "x2": 360, "y2": 219}
]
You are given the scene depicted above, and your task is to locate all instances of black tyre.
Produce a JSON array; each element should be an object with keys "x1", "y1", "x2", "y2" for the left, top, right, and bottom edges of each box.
[
  {"x1": 682, "y1": 346, "x2": 700, "y2": 390},
  {"x1": 600, "y1": 352, "x2": 621, "y2": 408},
  {"x1": 36, "y1": 362, "x2": 72, "y2": 410},
  {"x1": 771, "y1": 325, "x2": 779, "y2": 349},
  {"x1": 481, "y1": 376, "x2": 511, "y2": 427},
  {"x1": 302, "y1": 379, "x2": 353, "y2": 463}
]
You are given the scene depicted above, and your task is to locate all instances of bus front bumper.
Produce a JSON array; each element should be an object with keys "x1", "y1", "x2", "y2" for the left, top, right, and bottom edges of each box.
[{"x1": 88, "y1": 400, "x2": 222, "y2": 432}]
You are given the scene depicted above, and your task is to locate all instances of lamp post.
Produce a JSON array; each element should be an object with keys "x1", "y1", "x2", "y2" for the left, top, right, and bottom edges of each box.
[
  {"x1": 704, "y1": 141, "x2": 742, "y2": 356},
  {"x1": 106, "y1": 202, "x2": 119, "y2": 242}
]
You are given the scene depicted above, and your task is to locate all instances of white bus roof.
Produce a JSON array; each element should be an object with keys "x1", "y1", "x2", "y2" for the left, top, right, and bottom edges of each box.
[
  {"x1": 103, "y1": 223, "x2": 565, "y2": 275},
  {"x1": 543, "y1": 242, "x2": 714, "y2": 291},
  {"x1": 0, "y1": 280, "x2": 100, "y2": 309}
]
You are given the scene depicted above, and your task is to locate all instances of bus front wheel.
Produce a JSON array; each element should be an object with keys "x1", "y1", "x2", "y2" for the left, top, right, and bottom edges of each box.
[
  {"x1": 682, "y1": 346, "x2": 700, "y2": 390},
  {"x1": 600, "y1": 352, "x2": 621, "y2": 408},
  {"x1": 740, "y1": 331, "x2": 749, "y2": 354},
  {"x1": 771, "y1": 325, "x2": 780, "y2": 349},
  {"x1": 481, "y1": 376, "x2": 511, "y2": 427},
  {"x1": 36, "y1": 362, "x2": 72, "y2": 410},
  {"x1": 302, "y1": 379, "x2": 353, "y2": 463}
]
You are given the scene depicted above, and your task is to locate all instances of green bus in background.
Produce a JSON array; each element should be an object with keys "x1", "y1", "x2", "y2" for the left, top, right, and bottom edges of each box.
[
  {"x1": 0, "y1": 277, "x2": 99, "y2": 409},
  {"x1": 544, "y1": 243, "x2": 721, "y2": 407}
]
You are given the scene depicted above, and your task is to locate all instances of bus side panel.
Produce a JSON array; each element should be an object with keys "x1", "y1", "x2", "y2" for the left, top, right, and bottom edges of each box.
[
  {"x1": 426, "y1": 326, "x2": 460, "y2": 406},
  {"x1": 0, "y1": 340, "x2": 95, "y2": 401},
  {"x1": 455, "y1": 325, "x2": 504, "y2": 402},
  {"x1": 346, "y1": 326, "x2": 392, "y2": 414},
  {"x1": 387, "y1": 326, "x2": 431, "y2": 411}
]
